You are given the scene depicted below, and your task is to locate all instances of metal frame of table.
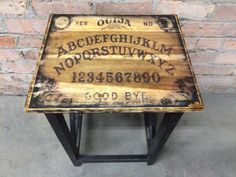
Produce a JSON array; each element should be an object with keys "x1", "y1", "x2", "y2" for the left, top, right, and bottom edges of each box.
[{"x1": 45, "y1": 112, "x2": 183, "y2": 166}]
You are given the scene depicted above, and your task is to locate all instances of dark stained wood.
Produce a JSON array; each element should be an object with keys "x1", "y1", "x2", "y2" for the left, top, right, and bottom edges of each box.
[{"x1": 24, "y1": 15, "x2": 204, "y2": 113}]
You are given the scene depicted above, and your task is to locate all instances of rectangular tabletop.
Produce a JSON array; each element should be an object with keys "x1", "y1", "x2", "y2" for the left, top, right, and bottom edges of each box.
[{"x1": 24, "y1": 14, "x2": 204, "y2": 113}]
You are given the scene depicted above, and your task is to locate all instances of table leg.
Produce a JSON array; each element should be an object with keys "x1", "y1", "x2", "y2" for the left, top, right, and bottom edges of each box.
[
  {"x1": 147, "y1": 113, "x2": 183, "y2": 165},
  {"x1": 45, "y1": 112, "x2": 182, "y2": 166},
  {"x1": 45, "y1": 113, "x2": 80, "y2": 166},
  {"x1": 70, "y1": 113, "x2": 83, "y2": 156},
  {"x1": 144, "y1": 113, "x2": 158, "y2": 161},
  {"x1": 69, "y1": 113, "x2": 76, "y2": 142}
]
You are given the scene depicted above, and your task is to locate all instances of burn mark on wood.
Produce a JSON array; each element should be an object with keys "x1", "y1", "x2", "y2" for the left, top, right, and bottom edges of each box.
[
  {"x1": 51, "y1": 16, "x2": 71, "y2": 32},
  {"x1": 31, "y1": 92, "x2": 73, "y2": 108},
  {"x1": 35, "y1": 74, "x2": 56, "y2": 91},
  {"x1": 176, "y1": 77, "x2": 194, "y2": 93},
  {"x1": 154, "y1": 15, "x2": 177, "y2": 33},
  {"x1": 175, "y1": 76, "x2": 199, "y2": 104},
  {"x1": 161, "y1": 98, "x2": 172, "y2": 105}
]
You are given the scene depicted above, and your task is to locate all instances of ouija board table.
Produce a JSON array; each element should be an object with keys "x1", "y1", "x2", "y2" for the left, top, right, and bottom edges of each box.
[{"x1": 25, "y1": 14, "x2": 204, "y2": 166}]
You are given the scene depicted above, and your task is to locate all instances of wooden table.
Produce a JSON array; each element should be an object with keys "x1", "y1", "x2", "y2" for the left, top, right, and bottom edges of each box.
[{"x1": 25, "y1": 14, "x2": 204, "y2": 166}]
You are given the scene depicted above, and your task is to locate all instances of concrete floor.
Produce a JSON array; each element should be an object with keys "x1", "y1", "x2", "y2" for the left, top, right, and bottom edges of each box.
[{"x1": 0, "y1": 94, "x2": 236, "y2": 177}]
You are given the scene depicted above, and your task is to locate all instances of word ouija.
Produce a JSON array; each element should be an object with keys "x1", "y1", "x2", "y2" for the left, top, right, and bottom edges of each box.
[{"x1": 97, "y1": 17, "x2": 131, "y2": 27}]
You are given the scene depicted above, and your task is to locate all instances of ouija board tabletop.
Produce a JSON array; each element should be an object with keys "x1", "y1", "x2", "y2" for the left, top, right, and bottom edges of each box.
[{"x1": 24, "y1": 14, "x2": 204, "y2": 113}]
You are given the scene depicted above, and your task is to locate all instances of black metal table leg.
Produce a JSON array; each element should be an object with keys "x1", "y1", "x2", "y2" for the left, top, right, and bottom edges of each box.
[
  {"x1": 45, "y1": 112, "x2": 183, "y2": 166},
  {"x1": 69, "y1": 113, "x2": 83, "y2": 156},
  {"x1": 69, "y1": 113, "x2": 76, "y2": 142},
  {"x1": 144, "y1": 112, "x2": 158, "y2": 161},
  {"x1": 75, "y1": 114, "x2": 83, "y2": 164},
  {"x1": 147, "y1": 113, "x2": 183, "y2": 165},
  {"x1": 45, "y1": 113, "x2": 80, "y2": 166}
]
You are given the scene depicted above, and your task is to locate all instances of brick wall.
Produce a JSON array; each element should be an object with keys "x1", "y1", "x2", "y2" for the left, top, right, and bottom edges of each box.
[{"x1": 0, "y1": 0, "x2": 235, "y2": 95}]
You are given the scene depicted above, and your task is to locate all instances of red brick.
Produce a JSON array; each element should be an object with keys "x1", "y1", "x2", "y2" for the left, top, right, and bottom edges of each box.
[
  {"x1": 211, "y1": 4, "x2": 236, "y2": 20},
  {"x1": 0, "y1": 49, "x2": 21, "y2": 61},
  {"x1": 0, "y1": 73, "x2": 31, "y2": 83},
  {"x1": 0, "y1": 84, "x2": 28, "y2": 95},
  {"x1": 189, "y1": 51, "x2": 217, "y2": 64},
  {"x1": 96, "y1": 2, "x2": 152, "y2": 15},
  {"x1": 197, "y1": 76, "x2": 236, "y2": 93},
  {"x1": 215, "y1": 53, "x2": 236, "y2": 65},
  {"x1": 185, "y1": 37, "x2": 222, "y2": 51},
  {"x1": 198, "y1": 76, "x2": 235, "y2": 87},
  {"x1": 32, "y1": 0, "x2": 93, "y2": 17},
  {"x1": 193, "y1": 64, "x2": 235, "y2": 76},
  {"x1": 182, "y1": 22, "x2": 200, "y2": 36},
  {"x1": 6, "y1": 19, "x2": 47, "y2": 34},
  {"x1": 0, "y1": 0, "x2": 27, "y2": 16},
  {"x1": 0, "y1": 74, "x2": 32, "y2": 95},
  {"x1": 156, "y1": 0, "x2": 215, "y2": 20},
  {"x1": 197, "y1": 38, "x2": 222, "y2": 50},
  {"x1": 0, "y1": 36, "x2": 16, "y2": 47},
  {"x1": 0, "y1": 49, "x2": 38, "y2": 61},
  {"x1": 18, "y1": 36, "x2": 42, "y2": 48},
  {"x1": 3, "y1": 61, "x2": 35, "y2": 74},
  {"x1": 23, "y1": 50, "x2": 39, "y2": 60},
  {"x1": 182, "y1": 22, "x2": 224, "y2": 37},
  {"x1": 182, "y1": 22, "x2": 236, "y2": 38},
  {"x1": 223, "y1": 39, "x2": 236, "y2": 51},
  {"x1": 223, "y1": 23, "x2": 236, "y2": 37}
]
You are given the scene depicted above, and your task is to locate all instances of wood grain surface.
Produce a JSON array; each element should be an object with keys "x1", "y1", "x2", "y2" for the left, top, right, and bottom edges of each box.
[{"x1": 24, "y1": 15, "x2": 204, "y2": 113}]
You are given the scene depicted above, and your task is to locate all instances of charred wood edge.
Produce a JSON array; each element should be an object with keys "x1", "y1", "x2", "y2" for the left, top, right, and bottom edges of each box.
[
  {"x1": 45, "y1": 112, "x2": 183, "y2": 166},
  {"x1": 174, "y1": 15, "x2": 204, "y2": 108}
]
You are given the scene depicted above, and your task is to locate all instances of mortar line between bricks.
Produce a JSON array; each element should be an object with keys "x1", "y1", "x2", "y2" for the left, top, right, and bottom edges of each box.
[
  {"x1": 196, "y1": 74, "x2": 236, "y2": 76},
  {"x1": 4, "y1": 17, "x2": 236, "y2": 23},
  {"x1": 0, "y1": 48, "x2": 38, "y2": 51},
  {"x1": 184, "y1": 19, "x2": 236, "y2": 23},
  {"x1": 0, "y1": 72, "x2": 34, "y2": 75},
  {"x1": 0, "y1": 33, "x2": 43, "y2": 37},
  {"x1": 152, "y1": 0, "x2": 160, "y2": 14},
  {"x1": 1, "y1": 33, "x2": 236, "y2": 39},
  {"x1": 184, "y1": 37, "x2": 236, "y2": 39},
  {"x1": 5, "y1": 15, "x2": 236, "y2": 22},
  {"x1": 189, "y1": 51, "x2": 236, "y2": 54},
  {"x1": 193, "y1": 63, "x2": 236, "y2": 67},
  {"x1": 196, "y1": 75, "x2": 236, "y2": 77},
  {"x1": 2, "y1": 35, "x2": 236, "y2": 40},
  {"x1": 184, "y1": 36, "x2": 236, "y2": 39},
  {"x1": 0, "y1": 47, "x2": 39, "y2": 50},
  {"x1": 211, "y1": 2, "x2": 236, "y2": 4}
]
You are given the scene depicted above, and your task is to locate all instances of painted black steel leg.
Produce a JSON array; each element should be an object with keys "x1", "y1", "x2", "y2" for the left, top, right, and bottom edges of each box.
[
  {"x1": 45, "y1": 112, "x2": 182, "y2": 166},
  {"x1": 144, "y1": 112, "x2": 158, "y2": 161},
  {"x1": 70, "y1": 113, "x2": 83, "y2": 150},
  {"x1": 144, "y1": 113, "x2": 151, "y2": 148},
  {"x1": 147, "y1": 112, "x2": 183, "y2": 165},
  {"x1": 70, "y1": 113, "x2": 83, "y2": 165},
  {"x1": 70, "y1": 113, "x2": 76, "y2": 142},
  {"x1": 75, "y1": 113, "x2": 83, "y2": 156},
  {"x1": 45, "y1": 113, "x2": 80, "y2": 166}
]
